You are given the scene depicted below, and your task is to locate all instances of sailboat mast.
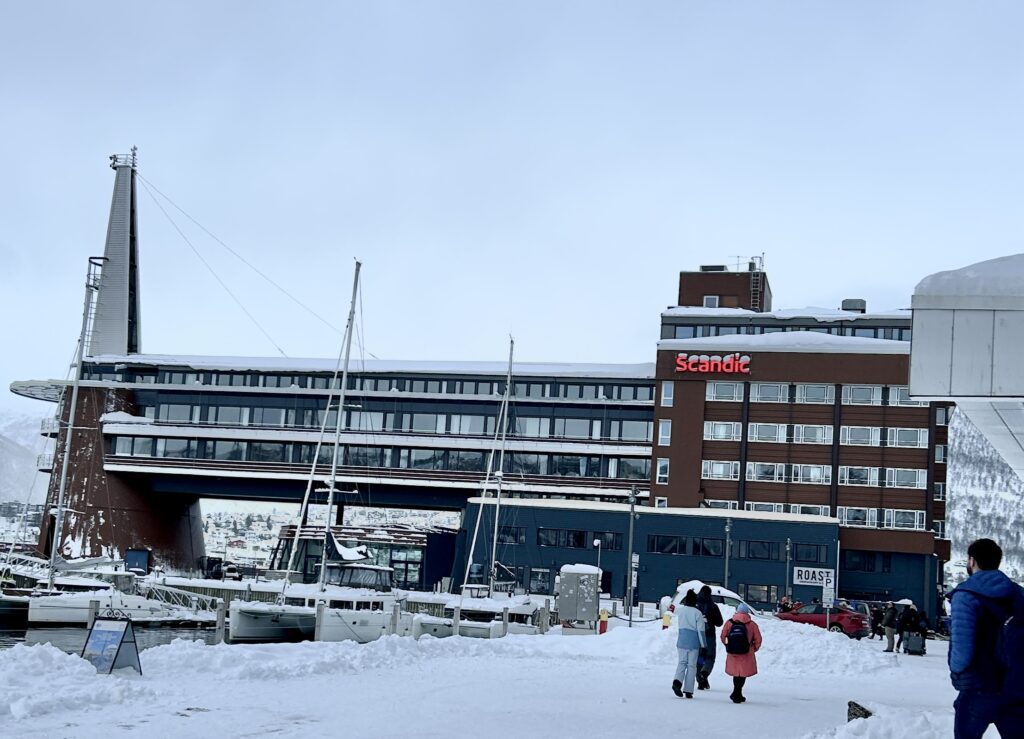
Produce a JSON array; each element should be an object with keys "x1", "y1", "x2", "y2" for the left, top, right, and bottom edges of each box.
[
  {"x1": 48, "y1": 258, "x2": 102, "y2": 591},
  {"x1": 487, "y1": 338, "x2": 514, "y2": 597},
  {"x1": 317, "y1": 260, "x2": 362, "y2": 593}
]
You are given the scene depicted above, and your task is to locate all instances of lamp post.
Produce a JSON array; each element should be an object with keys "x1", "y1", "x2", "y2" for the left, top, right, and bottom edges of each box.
[
  {"x1": 785, "y1": 537, "x2": 792, "y2": 599},
  {"x1": 594, "y1": 538, "x2": 602, "y2": 577},
  {"x1": 723, "y1": 518, "x2": 733, "y2": 590},
  {"x1": 627, "y1": 486, "x2": 638, "y2": 627}
]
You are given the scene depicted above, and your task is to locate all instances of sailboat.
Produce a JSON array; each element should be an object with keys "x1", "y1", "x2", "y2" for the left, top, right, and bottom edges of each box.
[
  {"x1": 228, "y1": 262, "x2": 404, "y2": 643},
  {"x1": 400, "y1": 339, "x2": 545, "y2": 638}
]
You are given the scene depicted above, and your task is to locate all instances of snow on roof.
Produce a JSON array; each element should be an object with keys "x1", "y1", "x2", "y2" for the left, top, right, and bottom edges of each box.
[
  {"x1": 469, "y1": 496, "x2": 838, "y2": 524},
  {"x1": 560, "y1": 563, "x2": 602, "y2": 575},
  {"x1": 84, "y1": 354, "x2": 655, "y2": 379},
  {"x1": 657, "y1": 332, "x2": 910, "y2": 355},
  {"x1": 915, "y1": 254, "x2": 1024, "y2": 298},
  {"x1": 662, "y1": 306, "x2": 910, "y2": 322}
]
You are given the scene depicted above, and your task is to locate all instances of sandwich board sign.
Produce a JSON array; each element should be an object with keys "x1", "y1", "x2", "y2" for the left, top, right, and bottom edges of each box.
[{"x1": 81, "y1": 617, "x2": 142, "y2": 675}]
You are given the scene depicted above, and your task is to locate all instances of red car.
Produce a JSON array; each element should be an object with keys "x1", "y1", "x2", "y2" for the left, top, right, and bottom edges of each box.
[{"x1": 776, "y1": 602, "x2": 870, "y2": 638}]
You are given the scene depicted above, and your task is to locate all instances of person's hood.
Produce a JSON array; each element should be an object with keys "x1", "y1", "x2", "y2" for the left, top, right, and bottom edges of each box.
[
  {"x1": 953, "y1": 569, "x2": 1019, "y2": 601},
  {"x1": 730, "y1": 611, "x2": 752, "y2": 624}
]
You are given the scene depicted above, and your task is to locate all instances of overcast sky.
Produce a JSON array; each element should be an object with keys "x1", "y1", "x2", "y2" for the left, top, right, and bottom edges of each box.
[{"x1": 3, "y1": 1, "x2": 1023, "y2": 415}]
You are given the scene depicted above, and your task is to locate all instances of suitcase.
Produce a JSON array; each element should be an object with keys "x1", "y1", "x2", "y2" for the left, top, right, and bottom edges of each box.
[{"x1": 903, "y1": 633, "x2": 926, "y2": 655}]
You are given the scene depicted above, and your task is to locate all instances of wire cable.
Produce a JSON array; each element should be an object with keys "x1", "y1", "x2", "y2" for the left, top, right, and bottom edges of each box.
[
  {"x1": 136, "y1": 173, "x2": 343, "y2": 337},
  {"x1": 138, "y1": 179, "x2": 288, "y2": 357}
]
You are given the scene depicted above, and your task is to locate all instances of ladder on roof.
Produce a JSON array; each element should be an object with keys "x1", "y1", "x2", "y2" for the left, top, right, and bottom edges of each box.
[{"x1": 750, "y1": 269, "x2": 762, "y2": 312}]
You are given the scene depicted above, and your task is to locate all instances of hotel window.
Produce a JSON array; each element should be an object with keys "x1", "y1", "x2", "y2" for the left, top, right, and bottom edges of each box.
[
  {"x1": 529, "y1": 568, "x2": 551, "y2": 594},
  {"x1": 843, "y1": 550, "x2": 876, "y2": 571},
  {"x1": 792, "y1": 425, "x2": 832, "y2": 445},
  {"x1": 703, "y1": 295, "x2": 720, "y2": 308},
  {"x1": 113, "y1": 437, "x2": 133, "y2": 455},
  {"x1": 635, "y1": 385, "x2": 653, "y2": 401},
  {"x1": 513, "y1": 417, "x2": 550, "y2": 438},
  {"x1": 348, "y1": 411, "x2": 385, "y2": 432},
  {"x1": 746, "y1": 462, "x2": 786, "y2": 482},
  {"x1": 347, "y1": 446, "x2": 389, "y2": 468},
  {"x1": 789, "y1": 504, "x2": 830, "y2": 517},
  {"x1": 408, "y1": 449, "x2": 444, "y2": 469},
  {"x1": 210, "y1": 406, "x2": 248, "y2": 425},
  {"x1": 553, "y1": 418, "x2": 593, "y2": 439},
  {"x1": 705, "y1": 499, "x2": 739, "y2": 510},
  {"x1": 792, "y1": 464, "x2": 831, "y2": 485},
  {"x1": 660, "y1": 381, "x2": 674, "y2": 407},
  {"x1": 648, "y1": 534, "x2": 685, "y2": 555},
  {"x1": 842, "y1": 385, "x2": 882, "y2": 406},
  {"x1": 654, "y1": 496, "x2": 668, "y2": 508},
  {"x1": 748, "y1": 423, "x2": 784, "y2": 443},
  {"x1": 674, "y1": 326, "x2": 697, "y2": 339},
  {"x1": 702, "y1": 460, "x2": 739, "y2": 480},
  {"x1": 745, "y1": 502, "x2": 785, "y2": 514},
  {"x1": 497, "y1": 526, "x2": 526, "y2": 545},
  {"x1": 610, "y1": 457, "x2": 651, "y2": 480},
  {"x1": 251, "y1": 407, "x2": 286, "y2": 427},
  {"x1": 656, "y1": 458, "x2": 670, "y2": 484},
  {"x1": 158, "y1": 403, "x2": 196, "y2": 423},
  {"x1": 934, "y1": 520, "x2": 947, "y2": 538},
  {"x1": 794, "y1": 544, "x2": 827, "y2": 563},
  {"x1": 838, "y1": 506, "x2": 877, "y2": 527},
  {"x1": 888, "y1": 386, "x2": 926, "y2": 406},
  {"x1": 509, "y1": 453, "x2": 547, "y2": 475},
  {"x1": 611, "y1": 420, "x2": 652, "y2": 442},
  {"x1": 840, "y1": 426, "x2": 881, "y2": 446},
  {"x1": 593, "y1": 532, "x2": 622, "y2": 550},
  {"x1": 795, "y1": 384, "x2": 834, "y2": 404},
  {"x1": 706, "y1": 382, "x2": 744, "y2": 402},
  {"x1": 658, "y1": 419, "x2": 672, "y2": 446},
  {"x1": 933, "y1": 482, "x2": 947, "y2": 501},
  {"x1": 935, "y1": 445, "x2": 947, "y2": 463},
  {"x1": 936, "y1": 406, "x2": 951, "y2": 426},
  {"x1": 696, "y1": 538, "x2": 724, "y2": 557},
  {"x1": 751, "y1": 383, "x2": 788, "y2": 403},
  {"x1": 212, "y1": 440, "x2": 247, "y2": 461},
  {"x1": 451, "y1": 414, "x2": 494, "y2": 436},
  {"x1": 885, "y1": 468, "x2": 927, "y2": 489},
  {"x1": 410, "y1": 413, "x2": 445, "y2": 434},
  {"x1": 884, "y1": 509, "x2": 927, "y2": 530},
  {"x1": 887, "y1": 427, "x2": 929, "y2": 448},
  {"x1": 449, "y1": 450, "x2": 485, "y2": 472},
  {"x1": 248, "y1": 442, "x2": 287, "y2": 462},
  {"x1": 839, "y1": 466, "x2": 879, "y2": 486},
  {"x1": 716, "y1": 326, "x2": 741, "y2": 336},
  {"x1": 704, "y1": 421, "x2": 742, "y2": 441}
]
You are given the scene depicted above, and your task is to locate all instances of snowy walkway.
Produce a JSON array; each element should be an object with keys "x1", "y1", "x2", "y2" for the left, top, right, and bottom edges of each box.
[{"x1": 1, "y1": 615, "x2": 973, "y2": 738}]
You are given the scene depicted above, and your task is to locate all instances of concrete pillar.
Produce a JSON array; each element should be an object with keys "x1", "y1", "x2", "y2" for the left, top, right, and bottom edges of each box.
[
  {"x1": 453, "y1": 606, "x2": 461, "y2": 637},
  {"x1": 87, "y1": 599, "x2": 100, "y2": 629},
  {"x1": 391, "y1": 603, "x2": 401, "y2": 636},
  {"x1": 502, "y1": 607, "x2": 509, "y2": 637},
  {"x1": 314, "y1": 601, "x2": 325, "y2": 641}
]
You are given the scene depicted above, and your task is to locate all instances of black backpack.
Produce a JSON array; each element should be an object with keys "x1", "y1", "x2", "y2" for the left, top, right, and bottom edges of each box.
[
  {"x1": 725, "y1": 620, "x2": 750, "y2": 654},
  {"x1": 978, "y1": 588, "x2": 1024, "y2": 699}
]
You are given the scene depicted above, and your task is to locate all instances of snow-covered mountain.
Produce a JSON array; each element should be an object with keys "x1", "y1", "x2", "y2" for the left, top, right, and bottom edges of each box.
[
  {"x1": 0, "y1": 410, "x2": 49, "y2": 504},
  {"x1": 947, "y1": 408, "x2": 1024, "y2": 581}
]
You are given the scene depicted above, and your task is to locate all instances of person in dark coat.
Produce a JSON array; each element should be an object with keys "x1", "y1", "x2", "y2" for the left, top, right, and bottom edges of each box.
[
  {"x1": 720, "y1": 604, "x2": 762, "y2": 704},
  {"x1": 897, "y1": 603, "x2": 917, "y2": 651},
  {"x1": 881, "y1": 602, "x2": 898, "y2": 652},
  {"x1": 949, "y1": 538, "x2": 1024, "y2": 739},
  {"x1": 695, "y1": 585, "x2": 724, "y2": 690},
  {"x1": 869, "y1": 605, "x2": 884, "y2": 640}
]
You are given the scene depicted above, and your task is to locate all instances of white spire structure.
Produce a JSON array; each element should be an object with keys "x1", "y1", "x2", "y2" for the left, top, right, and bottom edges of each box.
[{"x1": 88, "y1": 147, "x2": 142, "y2": 356}]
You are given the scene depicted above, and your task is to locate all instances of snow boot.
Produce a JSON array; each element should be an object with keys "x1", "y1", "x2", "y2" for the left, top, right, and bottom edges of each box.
[
  {"x1": 672, "y1": 680, "x2": 683, "y2": 698},
  {"x1": 685, "y1": 693, "x2": 693, "y2": 699},
  {"x1": 697, "y1": 671, "x2": 710, "y2": 690}
]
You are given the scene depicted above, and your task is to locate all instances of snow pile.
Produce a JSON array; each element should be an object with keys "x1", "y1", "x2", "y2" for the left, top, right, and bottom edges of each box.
[
  {"x1": 803, "y1": 708, "x2": 952, "y2": 738},
  {"x1": 0, "y1": 643, "x2": 157, "y2": 720},
  {"x1": 99, "y1": 411, "x2": 151, "y2": 424}
]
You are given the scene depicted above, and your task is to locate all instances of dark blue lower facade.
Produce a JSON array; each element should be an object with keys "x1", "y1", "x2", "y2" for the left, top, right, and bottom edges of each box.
[
  {"x1": 453, "y1": 500, "x2": 841, "y2": 611},
  {"x1": 839, "y1": 549, "x2": 942, "y2": 617}
]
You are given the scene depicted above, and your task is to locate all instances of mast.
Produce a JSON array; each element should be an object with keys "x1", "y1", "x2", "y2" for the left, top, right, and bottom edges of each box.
[
  {"x1": 486, "y1": 339, "x2": 514, "y2": 597},
  {"x1": 461, "y1": 337, "x2": 514, "y2": 597},
  {"x1": 48, "y1": 257, "x2": 104, "y2": 591},
  {"x1": 317, "y1": 261, "x2": 361, "y2": 593}
]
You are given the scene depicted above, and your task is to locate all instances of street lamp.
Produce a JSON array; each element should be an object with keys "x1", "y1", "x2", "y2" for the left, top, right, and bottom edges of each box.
[
  {"x1": 593, "y1": 538, "x2": 603, "y2": 576},
  {"x1": 627, "y1": 486, "x2": 638, "y2": 627},
  {"x1": 723, "y1": 518, "x2": 733, "y2": 589}
]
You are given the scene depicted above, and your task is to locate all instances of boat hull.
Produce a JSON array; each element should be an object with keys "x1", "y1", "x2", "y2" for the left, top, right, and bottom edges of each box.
[
  {"x1": 26, "y1": 591, "x2": 200, "y2": 626},
  {"x1": 0, "y1": 594, "x2": 29, "y2": 625},
  {"x1": 228, "y1": 604, "x2": 315, "y2": 643}
]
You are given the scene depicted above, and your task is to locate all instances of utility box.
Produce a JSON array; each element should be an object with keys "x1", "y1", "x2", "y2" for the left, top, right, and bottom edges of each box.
[{"x1": 556, "y1": 564, "x2": 600, "y2": 621}]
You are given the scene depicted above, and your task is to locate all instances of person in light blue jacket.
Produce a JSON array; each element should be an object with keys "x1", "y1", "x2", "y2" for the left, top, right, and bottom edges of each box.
[{"x1": 671, "y1": 589, "x2": 707, "y2": 698}]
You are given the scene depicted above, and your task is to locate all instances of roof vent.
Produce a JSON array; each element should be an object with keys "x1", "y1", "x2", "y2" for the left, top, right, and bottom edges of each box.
[
  {"x1": 841, "y1": 298, "x2": 867, "y2": 314},
  {"x1": 699, "y1": 265, "x2": 728, "y2": 272}
]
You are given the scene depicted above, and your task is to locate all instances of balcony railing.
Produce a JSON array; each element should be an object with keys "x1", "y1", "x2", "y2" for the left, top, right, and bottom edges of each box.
[
  {"x1": 40, "y1": 417, "x2": 61, "y2": 436},
  {"x1": 36, "y1": 453, "x2": 54, "y2": 472}
]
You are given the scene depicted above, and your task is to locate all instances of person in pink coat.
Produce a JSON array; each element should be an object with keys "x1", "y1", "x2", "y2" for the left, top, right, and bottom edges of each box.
[{"x1": 720, "y1": 603, "x2": 762, "y2": 703}]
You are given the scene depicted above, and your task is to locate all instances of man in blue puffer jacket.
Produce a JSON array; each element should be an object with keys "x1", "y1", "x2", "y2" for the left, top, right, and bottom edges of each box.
[{"x1": 948, "y1": 538, "x2": 1024, "y2": 739}]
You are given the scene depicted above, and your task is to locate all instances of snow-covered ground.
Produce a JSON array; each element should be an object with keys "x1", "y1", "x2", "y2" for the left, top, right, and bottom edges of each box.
[{"x1": 0, "y1": 611, "x2": 981, "y2": 738}]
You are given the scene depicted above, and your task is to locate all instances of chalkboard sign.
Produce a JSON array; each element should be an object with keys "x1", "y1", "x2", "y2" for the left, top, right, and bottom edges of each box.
[{"x1": 81, "y1": 618, "x2": 142, "y2": 674}]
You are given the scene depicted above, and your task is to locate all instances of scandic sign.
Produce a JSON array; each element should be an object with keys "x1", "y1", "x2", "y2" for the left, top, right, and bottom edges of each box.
[{"x1": 674, "y1": 352, "x2": 751, "y2": 375}]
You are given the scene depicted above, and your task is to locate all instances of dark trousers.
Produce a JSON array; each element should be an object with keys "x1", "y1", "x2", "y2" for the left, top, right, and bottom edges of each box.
[
  {"x1": 731, "y1": 676, "x2": 746, "y2": 697},
  {"x1": 954, "y1": 690, "x2": 1024, "y2": 739}
]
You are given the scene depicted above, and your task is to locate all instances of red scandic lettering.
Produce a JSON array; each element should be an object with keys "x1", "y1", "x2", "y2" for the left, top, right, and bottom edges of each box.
[
  {"x1": 738, "y1": 357, "x2": 751, "y2": 374},
  {"x1": 709, "y1": 358, "x2": 723, "y2": 373},
  {"x1": 676, "y1": 354, "x2": 688, "y2": 372},
  {"x1": 688, "y1": 357, "x2": 700, "y2": 372},
  {"x1": 721, "y1": 355, "x2": 736, "y2": 373}
]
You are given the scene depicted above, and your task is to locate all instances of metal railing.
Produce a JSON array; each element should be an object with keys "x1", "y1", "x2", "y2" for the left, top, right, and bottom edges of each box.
[
  {"x1": 40, "y1": 417, "x2": 61, "y2": 436},
  {"x1": 141, "y1": 580, "x2": 222, "y2": 612},
  {"x1": 36, "y1": 453, "x2": 54, "y2": 472}
]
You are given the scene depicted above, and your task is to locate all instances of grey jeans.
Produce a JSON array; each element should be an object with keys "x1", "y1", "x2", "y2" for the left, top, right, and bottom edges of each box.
[
  {"x1": 885, "y1": 626, "x2": 896, "y2": 651},
  {"x1": 674, "y1": 648, "x2": 699, "y2": 693}
]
